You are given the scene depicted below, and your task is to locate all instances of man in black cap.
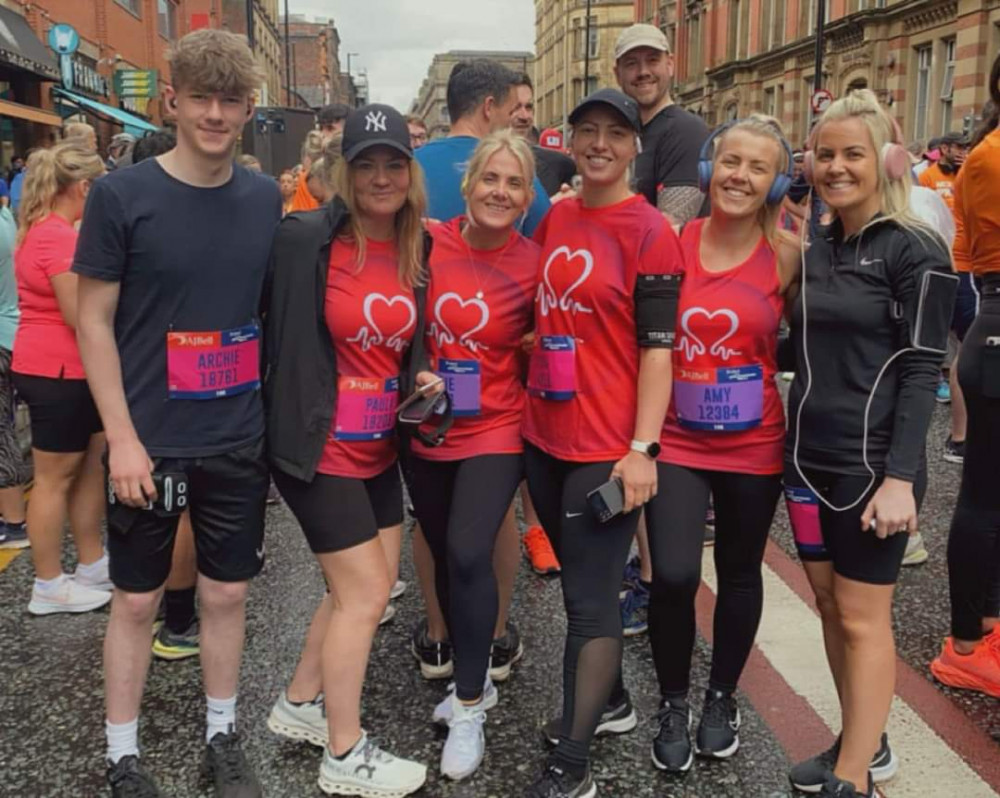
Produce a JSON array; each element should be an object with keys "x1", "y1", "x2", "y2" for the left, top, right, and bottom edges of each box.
[
  {"x1": 318, "y1": 103, "x2": 351, "y2": 140},
  {"x1": 614, "y1": 23, "x2": 709, "y2": 223}
]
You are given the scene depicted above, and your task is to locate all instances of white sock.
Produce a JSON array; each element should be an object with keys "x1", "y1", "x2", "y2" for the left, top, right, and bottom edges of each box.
[
  {"x1": 106, "y1": 718, "x2": 139, "y2": 764},
  {"x1": 76, "y1": 553, "x2": 109, "y2": 579},
  {"x1": 34, "y1": 574, "x2": 67, "y2": 595},
  {"x1": 206, "y1": 694, "x2": 236, "y2": 743}
]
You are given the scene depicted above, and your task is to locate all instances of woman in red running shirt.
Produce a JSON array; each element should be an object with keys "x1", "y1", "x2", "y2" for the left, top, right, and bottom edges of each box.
[
  {"x1": 522, "y1": 89, "x2": 683, "y2": 798},
  {"x1": 263, "y1": 105, "x2": 436, "y2": 797},
  {"x1": 645, "y1": 116, "x2": 800, "y2": 772},
  {"x1": 404, "y1": 130, "x2": 539, "y2": 780},
  {"x1": 11, "y1": 141, "x2": 111, "y2": 616}
]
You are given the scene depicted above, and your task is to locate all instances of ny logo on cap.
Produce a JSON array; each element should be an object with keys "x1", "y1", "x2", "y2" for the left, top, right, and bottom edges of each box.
[{"x1": 365, "y1": 111, "x2": 387, "y2": 133}]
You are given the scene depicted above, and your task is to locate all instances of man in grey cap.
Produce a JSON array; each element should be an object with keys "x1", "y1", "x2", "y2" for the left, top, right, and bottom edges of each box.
[
  {"x1": 614, "y1": 23, "x2": 709, "y2": 224},
  {"x1": 107, "y1": 132, "x2": 136, "y2": 171}
]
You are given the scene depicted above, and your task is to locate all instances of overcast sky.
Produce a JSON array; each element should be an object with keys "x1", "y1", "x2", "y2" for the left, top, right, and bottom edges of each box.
[{"x1": 288, "y1": 0, "x2": 536, "y2": 110}]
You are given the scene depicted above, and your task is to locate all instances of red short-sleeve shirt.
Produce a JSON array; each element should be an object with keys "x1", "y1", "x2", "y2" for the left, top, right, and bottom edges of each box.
[
  {"x1": 522, "y1": 195, "x2": 685, "y2": 462},
  {"x1": 12, "y1": 214, "x2": 85, "y2": 379}
]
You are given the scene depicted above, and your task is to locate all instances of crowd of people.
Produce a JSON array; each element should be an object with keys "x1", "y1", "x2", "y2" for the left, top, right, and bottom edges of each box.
[{"x1": 0, "y1": 21, "x2": 997, "y2": 798}]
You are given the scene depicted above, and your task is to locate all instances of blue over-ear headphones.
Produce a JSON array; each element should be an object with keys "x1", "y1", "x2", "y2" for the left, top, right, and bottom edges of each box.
[{"x1": 697, "y1": 120, "x2": 795, "y2": 205}]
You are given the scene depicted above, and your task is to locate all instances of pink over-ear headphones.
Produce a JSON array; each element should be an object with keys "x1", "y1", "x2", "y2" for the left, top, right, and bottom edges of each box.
[{"x1": 803, "y1": 115, "x2": 909, "y2": 185}]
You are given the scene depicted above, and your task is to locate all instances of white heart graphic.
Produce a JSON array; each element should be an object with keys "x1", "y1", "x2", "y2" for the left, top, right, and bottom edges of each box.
[
  {"x1": 348, "y1": 293, "x2": 416, "y2": 353},
  {"x1": 431, "y1": 292, "x2": 491, "y2": 352},
  {"x1": 537, "y1": 246, "x2": 594, "y2": 316},
  {"x1": 677, "y1": 307, "x2": 742, "y2": 362}
]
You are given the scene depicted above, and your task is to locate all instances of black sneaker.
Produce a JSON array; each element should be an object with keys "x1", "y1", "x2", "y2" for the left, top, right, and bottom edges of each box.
[
  {"x1": 943, "y1": 436, "x2": 965, "y2": 464},
  {"x1": 202, "y1": 730, "x2": 262, "y2": 797},
  {"x1": 489, "y1": 621, "x2": 524, "y2": 682},
  {"x1": 790, "y1": 733, "x2": 897, "y2": 792},
  {"x1": 542, "y1": 689, "x2": 638, "y2": 746},
  {"x1": 651, "y1": 699, "x2": 693, "y2": 773},
  {"x1": 524, "y1": 763, "x2": 596, "y2": 798},
  {"x1": 410, "y1": 618, "x2": 453, "y2": 680},
  {"x1": 818, "y1": 772, "x2": 876, "y2": 797},
  {"x1": 695, "y1": 689, "x2": 740, "y2": 759},
  {"x1": 107, "y1": 755, "x2": 165, "y2": 797}
]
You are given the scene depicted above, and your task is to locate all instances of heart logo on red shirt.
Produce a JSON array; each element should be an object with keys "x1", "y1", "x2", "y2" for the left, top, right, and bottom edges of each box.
[
  {"x1": 538, "y1": 246, "x2": 595, "y2": 317},
  {"x1": 430, "y1": 292, "x2": 491, "y2": 352},
  {"x1": 348, "y1": 293, "x2": 416, "y2": 353},
  {"x1": 677, "y1": 307, "x2": 742, "y2": 362}
]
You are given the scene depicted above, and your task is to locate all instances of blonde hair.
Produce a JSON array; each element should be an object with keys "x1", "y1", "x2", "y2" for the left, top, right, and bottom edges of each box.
[
  {"x1": 300, "y1": 130, "x2": 324, "y2": 166},
  {"x1": 167, "y1": 28, "x2": 262, "y2": 96},
  {"x1": 305, "y1": 133, "x2": 343, "y2": 200},
  {"x1": 713, "y1": 113, "x2": 789, "y2": 245},
  {"x1": 63, "y1": 121, "x2": 96, "y2": 143},
  {"x1": 334, "y1": 155, "x2": 428, "y2": 289},
  {"x1": 813, "y1": 89, "x2": 943, "y2": 246},
  {"x1": 17, "y1": 142, "x2": 104, "y2": 245},
  {"x1": 460, "y1": 129, "x2": 536, "y2": 212}
]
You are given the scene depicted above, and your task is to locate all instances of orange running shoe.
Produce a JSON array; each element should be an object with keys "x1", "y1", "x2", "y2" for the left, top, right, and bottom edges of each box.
[
  {"x1": 930, "y1": 636, "x2": 1000, "y2": 698},
  {"x1": 523, "y1": 525, "x2": 560, "y2": 575}
]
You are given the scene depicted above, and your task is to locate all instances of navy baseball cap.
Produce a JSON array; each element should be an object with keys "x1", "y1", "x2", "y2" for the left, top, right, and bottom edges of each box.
[
  {"x1": 569, "y1": 89, "x2": 641, "y2": 132},
  {"x1": 341, "y1": 104, "x2": 413, "y2": 163}
]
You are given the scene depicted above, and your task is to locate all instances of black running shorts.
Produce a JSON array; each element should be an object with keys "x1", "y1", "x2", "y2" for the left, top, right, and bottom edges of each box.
[
  {"x1": 107, "y1": 437, "x2": 269, "y2": 592},
  {"x1": 12, "y1": 373, "x2": 102, "y2": 453},
  {"x1": 272, "y1": 464, "x2": 403, "y2": 555}
]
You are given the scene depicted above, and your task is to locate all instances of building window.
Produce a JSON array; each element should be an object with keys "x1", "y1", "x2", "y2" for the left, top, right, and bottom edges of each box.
[
  {"x1": 941, "y1": 38, "x2": 956, "y2": 133},
  {"x1": 573, "y1": 17, "x2": 598, "y2": 61},
  {"x1": 725, "y1": 102, "x2": 739, "y2": 121},
  {"x1": 728, "y1": 0, "x2": 742, "y2": 60},
  {"x1": 115, "y1": 0, "x2": 142, "y2": 16},
  {"x1": 764, "y1": 87, "x2": 776, "y2": 117},
  {"x1": 158, "y1": 0, "x2": 177, "y2": 40},
  {"x1": 762, "y1": 0, "x2": 784, "y2": 51},
  {"x1": 687, "y1": 12, "x2": 702, "y2": 78},
  {"x1": 914, "y1": 44, "x2": 932, "y2": 141}
]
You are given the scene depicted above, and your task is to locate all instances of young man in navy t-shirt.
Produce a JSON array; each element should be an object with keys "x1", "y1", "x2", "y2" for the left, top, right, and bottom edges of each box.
[{"x1": 74, "y1": 30, "x2": 280, "y2": 798}]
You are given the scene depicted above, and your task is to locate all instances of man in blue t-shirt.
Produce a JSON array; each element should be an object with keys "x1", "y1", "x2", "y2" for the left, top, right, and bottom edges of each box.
[
  {"x1": 415, "y1": 59, "x2": 550, "y2": 235},
  {"x1": 73, "y1": 29, "x2": 278, "y2": 798}
]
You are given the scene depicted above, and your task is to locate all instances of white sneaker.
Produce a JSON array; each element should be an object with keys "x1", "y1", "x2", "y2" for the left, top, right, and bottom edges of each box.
[
  {"x1": 390, "y1": 580, "x2": 407, "y2": 600},
  {"x1": 440, "y1": 694, "x2": 486, "y2": 780},
  {"x1": 433, "y1": 677, "x2": 498, "y2": 725},
  {"x1": 28, "y1": 574, "x2": 112, "y2": 616},
  {"x1": 318, "y1": 732, "x2": 426, "y2": 797},
  {"x1": 379, "y1": 603, "x2": 396, "y2": 626},
  {"x1": 74, "y1": 555, "x2": 113, "y2": 592},
  {"x1": 902, "y1": 532, "x2": 929, "y2": 566},
  {"x1": 267, "y1": 690, "x2": 327, "y2": 748}
]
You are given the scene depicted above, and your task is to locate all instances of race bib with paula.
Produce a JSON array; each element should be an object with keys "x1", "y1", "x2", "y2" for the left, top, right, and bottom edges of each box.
[
  {"x1": 527, "y1": 335, "x2": 576, "y2": 401},
  {"x1": 437, "y1": 358, "x2": 480, "y2": 417},
  {"x1": 166, "y1": 324, "x2": 260, "y2": 400},
  {"x1": 674, "y1": 364, "x2": 763, "y2": 432},
  {"x1": 334, "y1": 376, "x2": 400, "y2": 441}
]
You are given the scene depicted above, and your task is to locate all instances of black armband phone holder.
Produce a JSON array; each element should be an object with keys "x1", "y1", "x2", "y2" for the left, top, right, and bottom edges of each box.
[
  {"x1": 891, "y1": 270, "x2": 959, "y2": 354},
  {"x1": 635, "y1": 273, "x2": 682, "y2": 348}
]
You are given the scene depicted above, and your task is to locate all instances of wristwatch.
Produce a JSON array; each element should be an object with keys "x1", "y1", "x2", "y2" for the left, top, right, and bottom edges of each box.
[{"x1": 630, "y1": 439, "x2": 661, "y2": 459}]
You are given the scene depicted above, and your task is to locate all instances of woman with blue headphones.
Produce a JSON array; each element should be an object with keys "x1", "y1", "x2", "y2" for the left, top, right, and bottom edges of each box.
[{"x1": 645, "y1": 114, "x2": 800, "y2": 774}]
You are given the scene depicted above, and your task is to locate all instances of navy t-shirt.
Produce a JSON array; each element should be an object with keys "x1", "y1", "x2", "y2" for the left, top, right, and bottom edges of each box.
[
  {"x1": 415, "y1": 135, "x2": 551, "y2": 235},
  {"x1": 72, "y1": 158, "x2": 282, "y2": 458}
]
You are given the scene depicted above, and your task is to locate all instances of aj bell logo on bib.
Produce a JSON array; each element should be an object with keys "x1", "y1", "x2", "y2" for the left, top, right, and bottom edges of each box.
[{"x1": 365, "y1": 111, "x2": 387, "y2": 132}]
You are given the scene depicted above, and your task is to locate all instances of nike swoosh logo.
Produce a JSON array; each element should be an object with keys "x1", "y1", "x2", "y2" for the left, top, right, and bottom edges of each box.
[
  {"x1": 256, "y1": 546, "x2": 265, "y2": 560},
  {"x1": 565, "y1": 512, "x2": 583, "y2": 519}
]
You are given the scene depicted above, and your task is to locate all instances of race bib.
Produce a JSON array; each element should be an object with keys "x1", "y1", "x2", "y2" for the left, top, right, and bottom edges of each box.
[
  {"x1": 674, "y1": 364, "x2": 763, "y2": 431},
  {"x1": 437, "y1": 358, "x2": 480, "y2": 417},
  {"x1": 334, "y1": 376, "x2": 399, "y2": 441},
  {"x1": 527, "y1": 335, "x2": 576, "y2": 401},
  {"x1": 166, "y1": 324, "x2": 260, "y2": 400}
]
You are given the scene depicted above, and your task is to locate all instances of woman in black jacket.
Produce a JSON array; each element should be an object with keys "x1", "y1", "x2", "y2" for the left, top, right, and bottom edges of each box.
[{"x1": 261, "y1": 105, "x2": 438, "y2": 798}]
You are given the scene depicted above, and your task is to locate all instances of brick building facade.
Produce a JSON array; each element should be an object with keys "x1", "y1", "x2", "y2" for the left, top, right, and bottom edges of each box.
[
  {"x1": 279, "y1": 14, "x2": 354, "y2": 110},
  {"x1": 635, "y1": 0, "x2": 1000, "y2": 147}
]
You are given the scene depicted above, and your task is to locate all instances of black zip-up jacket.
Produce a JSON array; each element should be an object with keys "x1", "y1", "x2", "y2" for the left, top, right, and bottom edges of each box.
[
  {"x1": 786, "y1": 216, "x2": 953, "y2": 482},
  {"x1": 262, "y1": 197, "x2": 433, "y2": 482}
]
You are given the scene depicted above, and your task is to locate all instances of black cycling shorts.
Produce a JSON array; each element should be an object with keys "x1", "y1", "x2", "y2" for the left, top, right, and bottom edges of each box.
[
  {"x1": 12, "y1": 373, "x2": 102, "y2": 453},
  {"x1": 107, "y1": 437, "x2": 269, "y2": 592},
  {"x1": 272, "y1": 464, "x2": 403, "y2": 555},
  {"x1": 784, "y1": 462, "x2": 927, "y2": 585},
  {"x1": 952, "y1": 272, "x2": 981, "y2": 342}
]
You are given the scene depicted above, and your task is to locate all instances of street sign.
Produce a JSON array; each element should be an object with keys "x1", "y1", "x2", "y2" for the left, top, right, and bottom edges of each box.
[
  {"x1": 114, "y1": 69, "x2": 157, "y2": 98},
  {"x1": 47, "y1": 23, "x2": 79, "y2": 55},
  {"x1": 811, "y1": 89, "x2": 834, "y2": 115}
]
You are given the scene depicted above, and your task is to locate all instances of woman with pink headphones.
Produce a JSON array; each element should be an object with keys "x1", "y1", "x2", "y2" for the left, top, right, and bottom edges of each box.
[{"x1": 783, "y1": 90, "x2": 954, "y2": 798}]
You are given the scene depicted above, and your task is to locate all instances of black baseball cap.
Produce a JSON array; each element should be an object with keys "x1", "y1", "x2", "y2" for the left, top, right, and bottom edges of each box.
[
  {"x1": 569, "y1": 88, "x2": 641, "y2": 132},
  {"x1": 341, "y1": 104, "x2": 413, "y2": 163},
  {"x1": 940, "y1": 131, "x2": 969, "y2": 146}
]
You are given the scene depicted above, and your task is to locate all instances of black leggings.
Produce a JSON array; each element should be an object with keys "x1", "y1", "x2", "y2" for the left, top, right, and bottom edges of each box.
[
  {"x1": 947, "y1": 281, "x2": 1000, "y2": 641},
  {"x1": 646, "y1": 464, "x2": 782, "y2": 699},
  {"x1": 524, "y1": 443, "x2": 640, "y2": 776},
  {"x1": 405, "y1": 453, "x2": 522, "y2": 700}
]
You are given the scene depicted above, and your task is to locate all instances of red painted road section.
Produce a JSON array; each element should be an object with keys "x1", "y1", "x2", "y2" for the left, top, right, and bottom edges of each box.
[{"x1": 761, "y1": 541, "x2": 1000, "y2": 793}]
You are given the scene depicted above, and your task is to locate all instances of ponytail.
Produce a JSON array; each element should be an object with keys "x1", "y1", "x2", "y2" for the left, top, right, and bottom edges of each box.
[{"x1": 16, "y1": 141, "x2": 104, "y2": 245}]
